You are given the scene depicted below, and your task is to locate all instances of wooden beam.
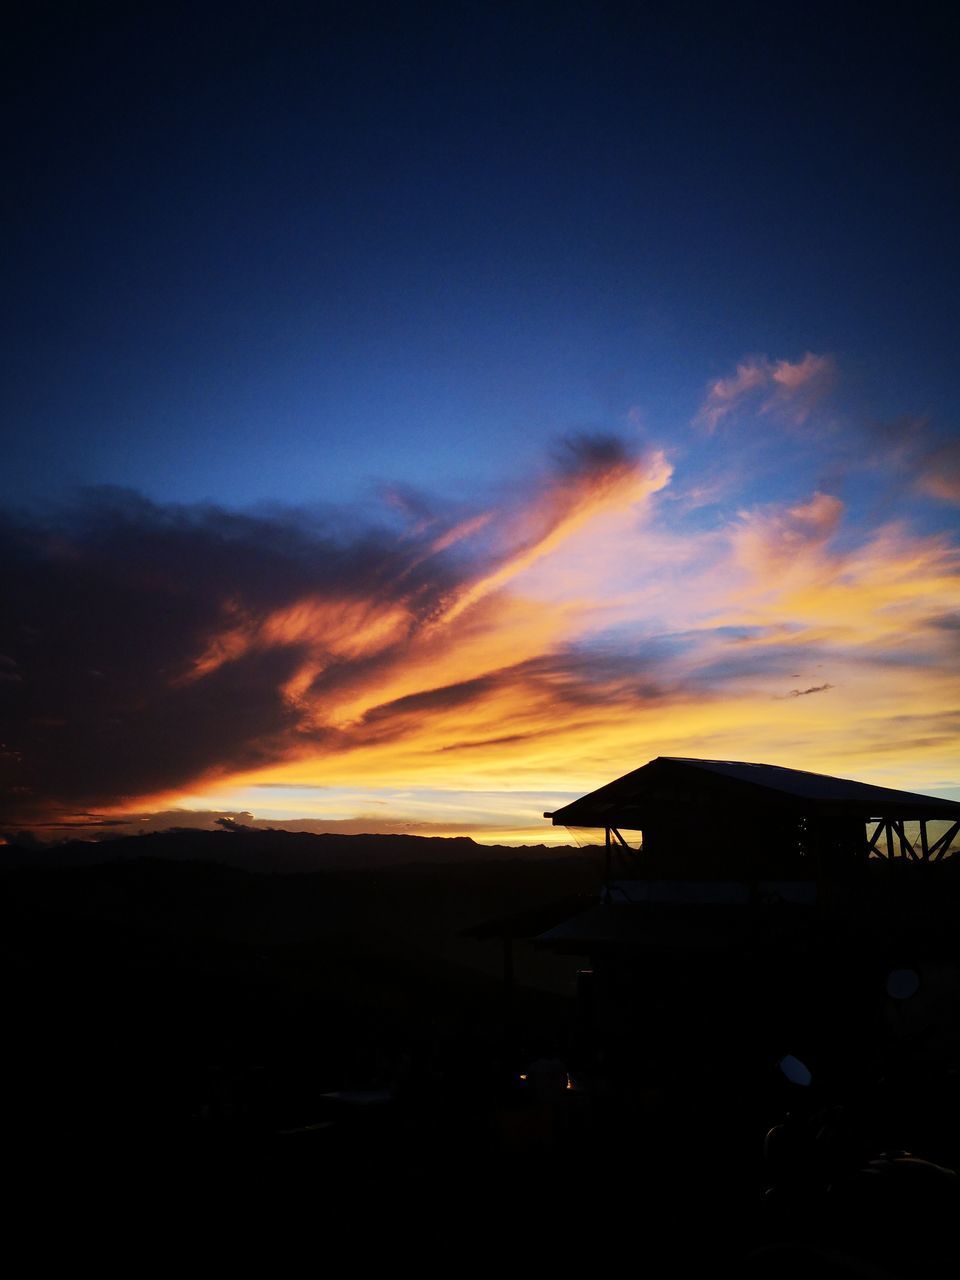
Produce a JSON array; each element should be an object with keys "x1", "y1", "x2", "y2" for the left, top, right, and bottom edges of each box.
[
  {"x1": 929, "y1": 821, "x2": 960, "y2": 861},
  {"x1": 893, "y1": 819, "x2": 918, "y2": 860},
  {"x1": 610, "y1": 826, "x2": 641, "y2": 876},
  {"x1": 885, "y1": 821, "x2": 895, "y2": 861},
  {"x1": 920, "y1": 819, "x2": 929, "y2": 861},
  {"x1": 867, "y1": 820, "x2": 886, "y2": 855}
]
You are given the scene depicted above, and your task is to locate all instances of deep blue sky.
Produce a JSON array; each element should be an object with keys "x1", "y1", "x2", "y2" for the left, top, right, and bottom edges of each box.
[{"x1": 4, "y1": 1, "x2": 957, "y2": 508}]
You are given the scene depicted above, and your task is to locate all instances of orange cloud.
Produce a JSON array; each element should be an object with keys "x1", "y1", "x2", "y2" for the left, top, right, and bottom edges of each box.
[
  {"x1": 168, "y1": 438, "x2": 673, "y2": 746},
  {"x1": 143, "y1": 476, "x2": 959, "y2": 846},
  {"x1": 196, "y1": 477, "x2": 960, "y2": 829},
  {"x1": 430, "y1": 440, "x2": 671, "y2": 626},
  {"x1": 4, "y1": 421, "x2": 959, "y2": 844},
  {"x1": 428, "y1": 511, "x2": 494, "y2": 553}
]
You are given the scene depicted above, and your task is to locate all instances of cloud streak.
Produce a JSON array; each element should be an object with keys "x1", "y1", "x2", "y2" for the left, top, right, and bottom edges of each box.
[
  {"x1": 777, "y1": 683, "x2": 834, "y2": 699},
  {"x1": 0, "y1": 436, "x2": 671, "y2": 830}
]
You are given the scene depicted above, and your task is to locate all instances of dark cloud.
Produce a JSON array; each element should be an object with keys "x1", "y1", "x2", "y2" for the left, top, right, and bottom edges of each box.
[
  {"x1": 0, "y1": 487, "x2": 453, "y2": 824},
  {"x1": 511, "y1": 650, "x2": 674, "y2": 708},
  {"x1": 776, "y1": 683, "x2": 835, "y2": 699},
  {"x1": 551, "y1": 432, "x2": 636, "y2": 477},
  {"x1": 439, "y1": 733, "x2": 541, "y2": 752},
  {"x1": 917, "y1": 439, "x2": 960, "y2": 504},
  {"x1": 2, "y1": 438, "x2": 652, "y2": 827},
  {"x1": 851, "y1": 416, "x2": 960, "y2": 506},
  {"x1": 361, "y1": 675, "x2": 500, "y2": 725}
]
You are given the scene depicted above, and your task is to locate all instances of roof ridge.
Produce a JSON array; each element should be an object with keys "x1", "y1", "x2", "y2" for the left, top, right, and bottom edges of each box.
[{"x1": 548, "y1": 755, "x2": 960, "y2": 826}]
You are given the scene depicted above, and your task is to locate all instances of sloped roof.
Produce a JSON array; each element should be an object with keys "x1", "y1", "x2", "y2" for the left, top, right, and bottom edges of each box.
[{"x1": 545, "y1": 756, "x2": 960, "y2": 828}]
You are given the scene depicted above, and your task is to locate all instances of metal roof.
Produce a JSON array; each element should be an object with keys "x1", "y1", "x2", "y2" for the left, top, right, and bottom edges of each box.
[{"x1": 546, "y1": 756, "x2": 960, "y2": 828}]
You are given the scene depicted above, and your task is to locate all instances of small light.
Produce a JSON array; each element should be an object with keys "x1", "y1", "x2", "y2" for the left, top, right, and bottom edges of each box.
[{"x1": 519, "y1": 1073, "x2": 527, "y2": 1081}]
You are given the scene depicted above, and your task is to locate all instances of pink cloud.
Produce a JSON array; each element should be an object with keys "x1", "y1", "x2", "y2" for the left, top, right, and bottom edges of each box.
[
  {"x1": 917, "y1": 440, "x2": 960, "y2": 503},
  {"x1": 765, "y1": 353, "x2": 836, "y2": 424},
  {"x1": 695, "y1": 360, "x2": 769, "y2": 433},
  {"x1": 732, "y1": 491, "x2": 844, "y2": 577},
  {"x1": 695, "y1": 352, "x2": 836, "y2": 432}
]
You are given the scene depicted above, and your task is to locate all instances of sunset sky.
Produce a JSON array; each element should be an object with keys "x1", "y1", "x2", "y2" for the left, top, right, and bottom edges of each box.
[{"x1": 2, "y1": 2, "x2": 958, "y2": 843}]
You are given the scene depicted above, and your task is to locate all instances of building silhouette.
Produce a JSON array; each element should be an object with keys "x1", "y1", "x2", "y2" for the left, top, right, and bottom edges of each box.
[{"x1": 537, "y1": 758, "x2": 960, "y2": 1091}]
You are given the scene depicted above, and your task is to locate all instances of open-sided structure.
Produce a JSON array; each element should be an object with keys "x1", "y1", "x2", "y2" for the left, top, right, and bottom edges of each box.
[
  {"x1": 545, "y1": 756, "x2": 960, "y2": 877},
  {"x1": 537, "y1": 758, "x2": 960, "y2": 1087}
]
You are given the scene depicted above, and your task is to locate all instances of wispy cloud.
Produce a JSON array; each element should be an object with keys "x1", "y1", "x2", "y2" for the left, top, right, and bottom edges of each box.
[
  {"x1": 695, "y1": 352, "x2": 836, "y2": 433},
  {"x1": 732, "y1": 491, "x2": 844, "y2": 577},
  {"x1": 917, "y1": 439, "x2": 960, "y2": 504},
  {"x1": 829, "y1": 414, "x2": 960, "y2": 510},
  {"x1": 695, "y1": 359, "x2": 769, "y2": 433}
]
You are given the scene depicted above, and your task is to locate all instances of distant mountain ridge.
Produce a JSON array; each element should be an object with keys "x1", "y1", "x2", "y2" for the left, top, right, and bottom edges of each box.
[{"x1": 0, "y1": 825, "x2": 588, "y2": 873}]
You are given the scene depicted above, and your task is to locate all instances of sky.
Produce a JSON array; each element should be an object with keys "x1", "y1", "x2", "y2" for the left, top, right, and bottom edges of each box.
[{"x1": 2, "y1": 1, "x2": 958, "y2": 843}]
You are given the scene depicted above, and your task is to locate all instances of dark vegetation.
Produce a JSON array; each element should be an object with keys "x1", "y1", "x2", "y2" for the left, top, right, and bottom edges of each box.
[
  {"x1": 6, "y1": 828, "x2": 959, "y2": 1267},
  {"x1": 0, "y1": 828, "x2": 783, "y2": 1263},
  {"x1": 1, "y1": 830, "x2": 600, "y2": 1203}
]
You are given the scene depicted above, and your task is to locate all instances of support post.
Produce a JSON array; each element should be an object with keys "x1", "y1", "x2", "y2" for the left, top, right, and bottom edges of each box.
[
  {"x1": 885, "y1": 821, "x2": 895, "y2": 860},
  {"x1": 920, "y1": 820, "x2": 929, "y2": 861},
  {"x1": 604, "y1": 826, "x2": 611, "y2": 882},
  {"x1": 893, "y1": 820, "x2": 917, "y2": 860},
  {"x1": 610, "y1": 826, "x2": 641, "y2": 871},
  {"x1": 867, "y1": 821, "x2": 885, "y2": 855},
  {"x1": 502, "y1": 934, "x2": 515, "y2": 1056}
]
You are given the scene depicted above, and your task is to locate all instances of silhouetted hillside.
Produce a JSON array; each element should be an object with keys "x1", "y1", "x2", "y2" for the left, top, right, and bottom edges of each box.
[
  {"x1": 1, "y1": 841, "x2": 600, "y2": 1172},
  {"x1": 0, "y1": 824, "x2": 593, "y2": 873}
]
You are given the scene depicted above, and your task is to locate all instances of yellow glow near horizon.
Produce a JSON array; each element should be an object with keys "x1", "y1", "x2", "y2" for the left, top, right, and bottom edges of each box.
[{"x1": 125, "y1": 447, "x2": 960, "y2": 843}]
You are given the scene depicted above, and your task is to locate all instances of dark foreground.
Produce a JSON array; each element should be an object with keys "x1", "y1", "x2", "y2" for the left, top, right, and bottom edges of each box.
[{"x1": 3, "y1": 838, "x2": 958, "y2": 1273}]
